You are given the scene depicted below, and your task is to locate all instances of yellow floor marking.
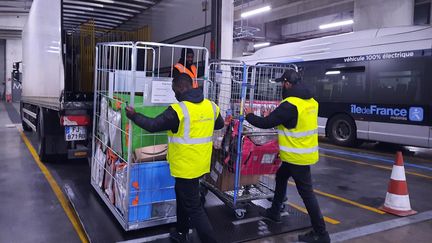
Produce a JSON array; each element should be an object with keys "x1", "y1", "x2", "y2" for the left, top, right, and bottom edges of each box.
[
  {"x1": 19, "y1": 129, "x2": 89, "y2": 243},
  {"x1": 321, "y1": 153, "x2": 432, "y2": 180},
  {"x1": 288, "y1": 181, "x2": 386, "y2": 215},
  {"x1": 286, "y1": 202, "x2": 340, "y2": 225}
]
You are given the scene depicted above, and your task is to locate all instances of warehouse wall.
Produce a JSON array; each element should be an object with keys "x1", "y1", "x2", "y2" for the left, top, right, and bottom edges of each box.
[
  {"x1": 354, "y1": 0, "x2": 414, "y2": 31},
  {"x1": 0, "y1": 15, "x2": 27, "y2": 31},
  {"x1": 144, "y1": 0, "x2": 212, "y2": 47},
  {"x1": 133, "y1": 0, "x2": 213, "y2": 71}
]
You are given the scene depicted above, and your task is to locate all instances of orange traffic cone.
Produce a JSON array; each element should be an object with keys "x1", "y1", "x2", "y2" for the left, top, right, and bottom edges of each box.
[{"x1": 380, "y1": 151, "x2": 417, "y2": 216}]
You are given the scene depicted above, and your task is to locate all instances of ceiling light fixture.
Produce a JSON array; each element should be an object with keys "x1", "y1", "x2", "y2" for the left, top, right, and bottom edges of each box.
[
  {"x1": 254, "y1": 42, "x2": 270, "y2": 48},
  {"x1": 241, "y1": 5, "x2": 271, "y2": 18},
  {"x1": 319, "y1": 19, "x2": 354, "y2": 29},
  {"x1": 325, "y1": 70, "x2": 341, "y2": 75}
]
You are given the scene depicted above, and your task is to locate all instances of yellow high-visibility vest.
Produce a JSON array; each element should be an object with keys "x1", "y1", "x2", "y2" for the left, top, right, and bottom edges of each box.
[
  {"x1": 167, "y1": 99, "x2": 220, "y2": 178},
  {"x1": 277, "y1": 97, "x2": 319, "y2": 165}
]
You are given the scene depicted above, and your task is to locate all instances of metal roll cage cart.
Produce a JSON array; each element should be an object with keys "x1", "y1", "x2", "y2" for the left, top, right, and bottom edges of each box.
[
  {"x1": 201, "y1": 60, "x2": 296, "y2": 219},
  {"x1": 90, "y1": 41, "x2": 209, "y2": 230}
]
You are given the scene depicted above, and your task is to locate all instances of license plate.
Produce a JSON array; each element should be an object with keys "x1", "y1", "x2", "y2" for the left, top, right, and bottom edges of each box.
[{"x1": 65, "y1": 126, "x2": 87, "y2": 141}]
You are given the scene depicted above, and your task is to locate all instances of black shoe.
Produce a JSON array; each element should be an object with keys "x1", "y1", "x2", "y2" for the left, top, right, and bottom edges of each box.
[
  {"x1": 169, "y1": 231, "x2": 190, "y2": 243},
  {"x1": 298, "y1": 230, "x2": 330, "y2": 243},
  {"x1": 267, "y1": 197, "x2": 288, "y2": 212},
  {"x1": 260, "y1": 208, "x2": 281, "y2": 222}
]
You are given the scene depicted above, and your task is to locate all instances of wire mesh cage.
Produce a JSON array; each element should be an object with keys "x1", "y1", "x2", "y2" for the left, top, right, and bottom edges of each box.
[
  {"x1": 202, "y1": 60, "x2": 297, "y2": 219},
  {"x1": 91, "y1": 41, "x2": 209, "y2": 230}
]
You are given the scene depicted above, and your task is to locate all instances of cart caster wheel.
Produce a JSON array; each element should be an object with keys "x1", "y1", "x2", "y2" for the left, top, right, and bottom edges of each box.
[
  {"x1": 234, "y1": 209, "x2": 246, "y2": 219},
  {"x1": 280, "y1": 204, "x2": 286, "y2": 212}
]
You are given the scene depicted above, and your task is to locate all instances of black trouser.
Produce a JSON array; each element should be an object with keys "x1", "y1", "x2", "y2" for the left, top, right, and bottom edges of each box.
[
  {"x1": 271, "y1": 162, "x2": 327, "y2": 235},
  {"x1": 175, "y1": 177, "x2": 218, "y2": 243}
]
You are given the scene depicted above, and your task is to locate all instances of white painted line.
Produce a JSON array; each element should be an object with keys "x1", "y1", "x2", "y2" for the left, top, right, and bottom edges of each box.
[
  {"x1": 232, "y1": 216, "x2": 263, "y2": 225},
  {"x1": 5, "y1": 124, "x2": 16, "y2": 128},
  {"x1": 232, "y1": 212, "x2": 289, "y2": 226},
  {"x1": 116, "y1": 233, "x2": 170, "y2": 243},
  {"x1": 330, "y1": 210, "x2": 432, "y2": 242},
  {"x1": 116, "y1": 230, "x2": 193, "y2": 243}
]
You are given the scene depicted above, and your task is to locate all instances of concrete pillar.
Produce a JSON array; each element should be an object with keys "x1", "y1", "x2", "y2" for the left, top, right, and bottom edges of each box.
[
  {"x1": 354, "y1": 0, "x2": 414, "y2": 31},
  {"x1": 0, "y1": 40, "x2": 5, "y2": 97},
  {"x1": 220, "y1": 0, "x2": 234, "y2": 59},
  {"x1": 6, "y1": 39, "x2": 22, "y2": 85},
  {"x1": 216, "y1": 0, "x2": 234, "y2": 118}
]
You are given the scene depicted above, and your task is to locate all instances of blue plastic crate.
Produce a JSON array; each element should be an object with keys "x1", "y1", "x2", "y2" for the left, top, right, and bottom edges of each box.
[{"x1": 127, "y1": 161, "x2": 176, "y2": 222}]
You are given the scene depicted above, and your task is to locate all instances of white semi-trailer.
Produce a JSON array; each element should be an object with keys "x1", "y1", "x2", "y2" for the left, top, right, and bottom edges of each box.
[{"x1": 21, "y1": 0, "x2": 92, "y2": 161}]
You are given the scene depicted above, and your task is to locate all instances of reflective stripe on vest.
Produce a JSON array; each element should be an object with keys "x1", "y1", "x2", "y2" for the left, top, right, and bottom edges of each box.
[
  {"x1": 279, "y1": 146, "x2": 319, "y2": 154},
  {"x1": 277, "y1": 96, "x2": 319, "y2": 165},
  {"x1": 174, "y1": 63, "x2": 197, "y2": 79},
  {"x1": 167, "y1": 99, "x2": 220, "y2": 179},
  {"x1": 168, "y1": 101, "x2": 217, "y2": 144},
  {"x1": 277, "y1": 128, "x2": 318, "y2": 138}
]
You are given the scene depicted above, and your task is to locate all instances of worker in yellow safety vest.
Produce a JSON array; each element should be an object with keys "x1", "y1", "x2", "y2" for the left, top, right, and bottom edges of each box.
[
  {"x1": 245, "y1": 69, "x2": 330, "y2": 243},
  {"x1": 126, "y1": 73, "x2": 223, "y2": 243},
  {"x1": 173, "y1": 48, "x2": 199, "y2": 88}
]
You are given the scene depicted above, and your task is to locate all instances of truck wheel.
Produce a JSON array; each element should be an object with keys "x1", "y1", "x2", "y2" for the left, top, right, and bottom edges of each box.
[
  {"x1": 37, "y1": 108, "x2": 48, "y2": 162},
  {"x1": 328, "y1": 114, "x2": 357, "y2": 147},
  {"x1": 38, "y1": 137, "x2": 48, "y2": 162}
]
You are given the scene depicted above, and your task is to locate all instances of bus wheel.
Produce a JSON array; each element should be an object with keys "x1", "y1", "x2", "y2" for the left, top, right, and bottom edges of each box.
[{"x1": 328, "y1": 115, "x2": 357, "y2": 147}]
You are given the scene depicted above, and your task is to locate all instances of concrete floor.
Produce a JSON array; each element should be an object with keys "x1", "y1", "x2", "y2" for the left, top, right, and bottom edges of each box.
[
  {"x1": 348, "y1": 220, "x2": 432, "y2": 243},
  {"x1": 1, "y1": 100, "x2": 432, "y2": 243},
  {"x1": 0, "y1": 102, "x2": 80, "y2": 243}
]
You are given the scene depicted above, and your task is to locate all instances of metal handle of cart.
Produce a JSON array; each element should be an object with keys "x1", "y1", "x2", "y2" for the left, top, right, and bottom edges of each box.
[{"x1": 233, "y1": 62, "x2": 248, "y2": 206}]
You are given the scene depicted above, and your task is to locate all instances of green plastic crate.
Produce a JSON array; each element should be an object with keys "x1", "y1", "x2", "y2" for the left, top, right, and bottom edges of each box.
[{"x1": 111, "y1": 93, "x2": 168, "y2": 161}]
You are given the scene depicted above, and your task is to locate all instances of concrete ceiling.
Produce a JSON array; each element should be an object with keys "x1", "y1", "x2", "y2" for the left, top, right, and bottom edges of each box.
[
  {"x1": 0, "y1": 0, "x2": 32, "y2": 14},
  {"x1": 234, "y1": 0, "x2": 355, "y2": 43},
  {"x1": 0, "y1": 0, "x2": 33, "y2": 39},
  {"x1": 62, "y1": 0, "x2": 161, "y2": 32}
]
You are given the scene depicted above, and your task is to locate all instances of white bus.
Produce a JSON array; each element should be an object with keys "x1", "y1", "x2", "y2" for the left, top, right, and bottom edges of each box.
[{"x1": 238, "y1": 26, "x2": 432, "y2": 148}]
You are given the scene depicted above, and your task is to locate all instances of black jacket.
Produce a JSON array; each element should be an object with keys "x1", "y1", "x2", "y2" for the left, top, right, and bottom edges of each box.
[
  {"x1": 128, "y1": 88, "x2": 224, "y2": 133},
  {"x1": 245, "y1": 83, "x2": 313, "y2": 129}
]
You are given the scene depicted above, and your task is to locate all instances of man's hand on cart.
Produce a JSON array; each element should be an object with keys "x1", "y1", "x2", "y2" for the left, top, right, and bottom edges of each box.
[
  {"x1": 262, "y1": 108, "x2": 272, "y2": 117},
  {"x1": 125, "y1": 106, "x2": 136, "y2": 119},
  {"x1": 244, "y1": 106, "x2": 254, "y2": 115},
  {"x1": 224, "y1": 115, "x2": 233, "y2": 126}
]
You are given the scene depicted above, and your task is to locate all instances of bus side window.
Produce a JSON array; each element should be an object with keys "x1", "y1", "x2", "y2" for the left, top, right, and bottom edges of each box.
[
  {"x1": 323, "y1": 66, "x2": 367, "y2": 102},
  {"x1": 370, "y1": 58, "x2": 424, "y2": 104}
]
